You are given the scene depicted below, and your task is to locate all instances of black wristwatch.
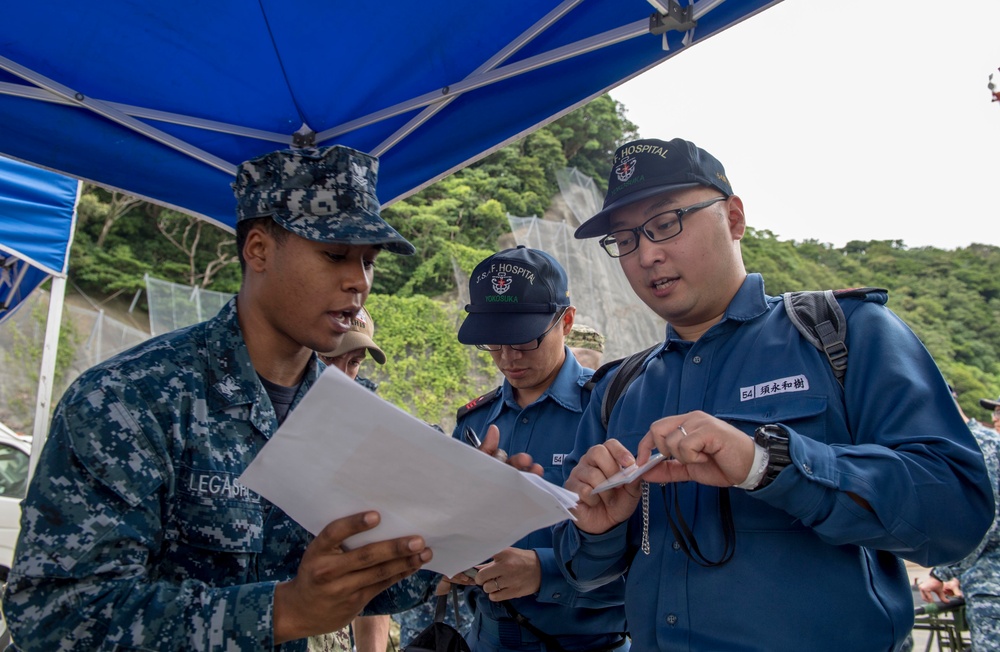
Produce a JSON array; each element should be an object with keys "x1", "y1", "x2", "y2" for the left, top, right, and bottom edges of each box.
[{"x1": 751, "y1": 424, "x2": 791, "y2": 490}]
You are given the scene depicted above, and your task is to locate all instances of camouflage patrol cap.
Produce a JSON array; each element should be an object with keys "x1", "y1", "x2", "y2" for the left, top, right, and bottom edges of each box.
[
  {"x1": 565, "y1": 324, "x2": 605, "y2": 352},
  {"x1": 232, "y1": 145, "x2": 415, "y2": 255}
]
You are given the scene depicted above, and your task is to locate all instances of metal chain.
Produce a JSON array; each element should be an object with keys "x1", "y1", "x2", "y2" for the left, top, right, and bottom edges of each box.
[{"x1": 641, "y1": 480, "x2": 651, "y2": 555}]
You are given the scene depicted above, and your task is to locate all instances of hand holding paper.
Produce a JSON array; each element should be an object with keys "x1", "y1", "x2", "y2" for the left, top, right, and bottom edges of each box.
[
  {"x1": 592, "y1": 452, "x2": 667, "y2": 494},
  {"x1": 240, "y1": 368, "x2": 577, "y2": 577}
]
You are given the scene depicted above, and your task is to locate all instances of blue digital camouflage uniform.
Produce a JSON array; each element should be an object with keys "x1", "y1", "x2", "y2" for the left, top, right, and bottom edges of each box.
[
  {"x1": 931, "y1": 419, "x2": 1000, "y2": 651},
  {"x1": 394, "y1": 351, "x2": 627, "y2": 652},
  {"x1": 2, "y1": 299, "x2": 433, "y2": 651}
]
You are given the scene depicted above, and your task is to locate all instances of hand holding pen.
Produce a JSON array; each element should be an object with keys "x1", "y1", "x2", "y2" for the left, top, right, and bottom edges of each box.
[
  {"x1": 463, "y1": 425, "x2": 543, "y2": 476},
  {"x1": 464, "y1": 425, "x2": 508, "y2": 462}
]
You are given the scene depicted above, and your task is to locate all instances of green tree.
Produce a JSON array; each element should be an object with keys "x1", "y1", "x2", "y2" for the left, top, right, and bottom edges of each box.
[
  {"x1": 54, "y1": 97, "x2": 1000, "y2": 433},
  {"x1": 374, "y1": 94, "x2": 638, "y2": 297},
  {"x1": 363, "y1": 294, "x2": 498, "y2": 431}
]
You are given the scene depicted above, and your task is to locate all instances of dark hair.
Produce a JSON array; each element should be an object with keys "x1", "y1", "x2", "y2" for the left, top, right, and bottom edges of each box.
[{"x1": 235, "y1": 217, "x2": 289, "y2": 273}]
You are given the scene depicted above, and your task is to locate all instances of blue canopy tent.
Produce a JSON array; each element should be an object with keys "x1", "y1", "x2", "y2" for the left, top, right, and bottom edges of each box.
[
  {"x1": 0, "y1": 0, "x2": 780, "y2": 228},
  {"x1": 0, "y1": 0, "x2": 783, "y2": 474},
  {"x1": 0, "y1": 155, "x2": 81, "y2": 476},
  {"x1": 0, "y1": 156, "x2": 78, "y2": 323}
]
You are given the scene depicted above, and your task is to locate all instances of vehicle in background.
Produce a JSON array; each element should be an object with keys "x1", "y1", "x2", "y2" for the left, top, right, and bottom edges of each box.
[
  {"x1": 0, "y1": 421, "x2": 31, "y2": 648},
  {"x1": 0, "y1": 422, "x2": 30, "y2": 579}
]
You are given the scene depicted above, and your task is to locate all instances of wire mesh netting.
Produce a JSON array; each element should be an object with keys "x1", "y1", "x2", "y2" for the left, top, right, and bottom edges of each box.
[
  {"x1": 0, "y1": 289, "x2": 150, "y2": 434},
  {"x1": 508, "y1": 168, "x2": 664, "y2": 361},
  {"x1": 144, "y1": 274, "x2": 233, "y2": 336}
]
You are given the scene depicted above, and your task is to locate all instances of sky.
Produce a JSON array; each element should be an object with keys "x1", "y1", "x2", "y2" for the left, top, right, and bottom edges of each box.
[{"x1": 608, "y1": 0, "x2": 1000, "y2": 250}]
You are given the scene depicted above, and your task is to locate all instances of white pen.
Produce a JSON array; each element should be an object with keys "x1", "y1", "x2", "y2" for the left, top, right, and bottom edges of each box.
[{"x1": 592, "y1": 452, "x2": 667, "y2": 494}]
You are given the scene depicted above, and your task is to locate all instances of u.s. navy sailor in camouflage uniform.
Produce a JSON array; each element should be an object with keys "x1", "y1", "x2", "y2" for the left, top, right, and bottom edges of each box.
[
  {"x1": 408, "y1": 246, "x2": 627, "y2": 652},
  {"x1": 2, "y1": 145, "x2": 435, "y2": 651},
  {"x1": 920, "y1": 394, "x2": 1000, "y2": 651}
]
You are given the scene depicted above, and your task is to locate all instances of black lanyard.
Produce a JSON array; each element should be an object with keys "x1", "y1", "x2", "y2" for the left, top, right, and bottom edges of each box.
[{"x1": 660, "y1": 483, "x2": 735, "y2": 567}]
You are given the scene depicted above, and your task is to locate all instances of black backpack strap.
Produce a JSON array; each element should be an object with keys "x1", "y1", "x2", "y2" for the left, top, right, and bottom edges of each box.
[
  {"x1": 587, "y1": 343, "x2": 660, "y2": 430},
  {"x1": 783, "y1": 290, "x2": 848, "y2": 386},
  {"x1": 433, "y1": 591, "x2": 448, "y2": 623},
  {"x1": 432, "y1": 585, "x2": 465, "y2": 626},
  {"x1": 782, "y1": 287, "x2": 887, "y2": 387},
  {"x1": 456, "y1": 386, "x2": 502, "y2": 421}
]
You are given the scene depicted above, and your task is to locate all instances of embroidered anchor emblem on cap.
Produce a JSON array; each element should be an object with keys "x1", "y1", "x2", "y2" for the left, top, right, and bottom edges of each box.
[
  {"x1": 492, "y1": 272, "x2": 512, "y2": 295},
  {"x1": 615, "y1": 156, "x2": 636, "y2": 182}
]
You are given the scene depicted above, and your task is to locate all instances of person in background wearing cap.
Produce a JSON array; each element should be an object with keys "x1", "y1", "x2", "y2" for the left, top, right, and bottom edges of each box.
[
  {"x1": 439, "y1": 245, "x2": 627, "y2": 652},
  {"x1": 3, "y1": 146, "x2": 436, "y2": 651},
  {"x1": 318, "y1": 305, "x2": 386, "y2": 383},
  {"x1": 565, "y1": 324, "x2": 605, "y2": 370},
  {"x1": 552, "y1": 137, "x2": 993, "y2": 651},
  {"x1": 917, "y1": 385, "x2": 1000, "y2": 651},
  {"x1": 980, "y1": 394, "x2": 1000, "y2": 433}
]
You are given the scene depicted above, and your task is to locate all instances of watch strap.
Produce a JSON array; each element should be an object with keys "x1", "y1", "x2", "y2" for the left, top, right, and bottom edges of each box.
[{"x1": 751, "y1": 425, "x2": 791, "y2": 490}]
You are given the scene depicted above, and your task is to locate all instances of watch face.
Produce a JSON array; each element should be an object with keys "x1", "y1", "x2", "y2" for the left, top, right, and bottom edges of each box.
[
  {"x1": 758, "y1": 424, "x2": 788, "y2": 438},
  {"x1": 756, "y1": 424, "x2": 789, "y2": 444}
]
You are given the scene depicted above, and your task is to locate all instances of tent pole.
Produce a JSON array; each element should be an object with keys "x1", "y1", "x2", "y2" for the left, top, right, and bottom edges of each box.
[{"x1": 28, "y1": 275, "x2": 67, "y2": 483}]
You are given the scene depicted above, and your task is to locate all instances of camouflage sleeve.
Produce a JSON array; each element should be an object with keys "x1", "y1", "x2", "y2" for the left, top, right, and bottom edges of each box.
[
  {"x1": 360, "y1": 570, "x2": 439, "y2": 615},
  {"x1": 1, "y1": 386, "x2": 278, "y2": 651},
  {"x1": 933, "y1": 424, "x2": 1000, "y2": 581}
]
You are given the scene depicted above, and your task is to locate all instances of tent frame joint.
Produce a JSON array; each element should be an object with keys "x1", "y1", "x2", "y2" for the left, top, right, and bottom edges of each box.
[
  {"x1": 292, "y1": 126, "x2": 317, "y2": 148},
  {"x1": 648, "y1": 0, "x2": 697, "y2": 35}
]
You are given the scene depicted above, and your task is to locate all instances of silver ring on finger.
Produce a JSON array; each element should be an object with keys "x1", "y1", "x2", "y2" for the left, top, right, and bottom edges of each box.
[
  {"x1": 677, "y1": 425, "x2": 688, "y2": 437},
  {"x1": 493, "y1": 579, "x2": 501, "y2": 592}
]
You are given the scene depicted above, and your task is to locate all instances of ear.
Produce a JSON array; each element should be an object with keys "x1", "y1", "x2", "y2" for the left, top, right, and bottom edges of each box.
[
  {"x1": 561, "y1": 306, "x2": 577, "y2": 335},
  {"x1": 243, "y1": 226, "x2": 271, "y2": 273},
  {"x1": 725, "y1": 195, "x2": 747, "y2": 241}
]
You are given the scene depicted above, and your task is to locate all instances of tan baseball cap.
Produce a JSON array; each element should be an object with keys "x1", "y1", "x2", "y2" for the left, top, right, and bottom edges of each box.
[{"x1": 321, "y1": 306, "x2": 386, "y2": 364}]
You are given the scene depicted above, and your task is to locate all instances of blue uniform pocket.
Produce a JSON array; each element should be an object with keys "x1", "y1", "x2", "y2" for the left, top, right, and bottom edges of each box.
[{"x1": 716, "y1": 394, "x2": 828, "y2": 441}]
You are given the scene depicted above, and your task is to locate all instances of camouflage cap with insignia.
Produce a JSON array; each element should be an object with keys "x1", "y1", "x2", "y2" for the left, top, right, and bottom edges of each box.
[
  {"x1": 232, "y1": 145, "x2": 415, "y2": 255},
  {"x1": 566, "y1": 324, "x2": 605, "y2": 352}
]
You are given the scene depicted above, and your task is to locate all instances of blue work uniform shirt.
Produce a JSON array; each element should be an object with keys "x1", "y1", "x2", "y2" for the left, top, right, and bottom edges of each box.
[
  {"x1": 454, "y1": 349, "x2": 626, "y2": 651},
  {"x1": 2, "y1": 299, "x2": 433, "y2": 651},
  {"x1": 554, "y1": 274, "x2": 994, "y2": 652}
]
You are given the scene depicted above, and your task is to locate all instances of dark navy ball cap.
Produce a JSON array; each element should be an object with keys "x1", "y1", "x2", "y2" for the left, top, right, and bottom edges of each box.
[
  {"x1": 980, "y1": 395, "x2": 1000, "y2": 411},
  {"x1": 458, "y1": 246, "x2": 570, "y2": 346},
  {"x1": 575, "y1": 138, "x2": 733, "y2": 239}
]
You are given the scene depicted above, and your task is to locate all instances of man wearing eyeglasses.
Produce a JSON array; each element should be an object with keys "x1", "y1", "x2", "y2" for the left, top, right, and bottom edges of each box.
[
  {"x1": 435, "y1": 245, "x2": 628, "y2": 652},
  {"x1": 552, "y1": 137, "x2": 994, "y2": 651}
]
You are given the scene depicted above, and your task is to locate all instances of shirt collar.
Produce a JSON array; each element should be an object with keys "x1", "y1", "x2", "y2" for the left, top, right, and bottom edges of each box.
[
  {"x1": 664, "y1": 273, "x2": 768, "y2": 345},
  {"x1": 205, "y1": 298, "x2": 322, "y2": 433}
]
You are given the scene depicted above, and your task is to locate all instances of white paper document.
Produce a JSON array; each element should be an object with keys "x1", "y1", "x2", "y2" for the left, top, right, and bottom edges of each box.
[{"x1": 239, "y1": 367, "x2": 578, "y2": 577}]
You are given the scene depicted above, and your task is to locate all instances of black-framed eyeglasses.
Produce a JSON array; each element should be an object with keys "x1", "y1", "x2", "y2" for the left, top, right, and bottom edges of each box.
[
  {"x1": 476, "y1": 308, "x2": 568, "y2": 352},
  {"x1": 599, "y1": 196, "x2": 728, "y2": 258}
]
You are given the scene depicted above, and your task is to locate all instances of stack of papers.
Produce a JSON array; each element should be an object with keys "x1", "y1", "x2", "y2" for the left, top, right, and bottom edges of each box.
[{"x1": 240, "y1": 367, "x2": 578, "y2": 577}]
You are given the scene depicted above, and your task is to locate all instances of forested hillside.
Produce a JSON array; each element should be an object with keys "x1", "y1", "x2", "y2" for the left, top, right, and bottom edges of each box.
[{"x1": 60, "y1": 95, "x2": 1000, "y2": 430}]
